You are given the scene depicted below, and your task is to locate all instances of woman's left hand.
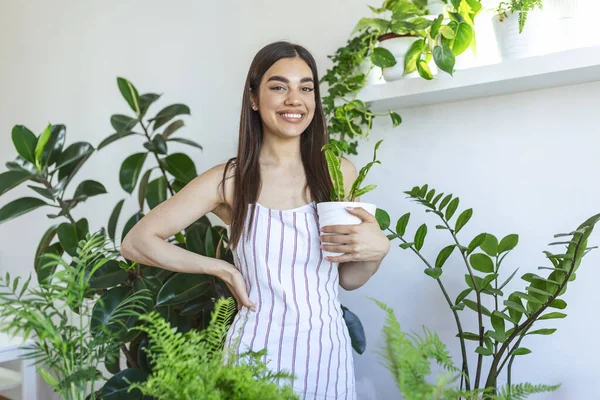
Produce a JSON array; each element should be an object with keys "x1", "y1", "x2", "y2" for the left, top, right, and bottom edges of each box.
[{"x1": 319, "y1": 206, "x2": 390, "y2": 263}]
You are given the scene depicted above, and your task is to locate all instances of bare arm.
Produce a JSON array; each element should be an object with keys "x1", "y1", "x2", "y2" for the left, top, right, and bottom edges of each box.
[{"x1": 120, "y1": 163, "x2": 255, "y2": 310}]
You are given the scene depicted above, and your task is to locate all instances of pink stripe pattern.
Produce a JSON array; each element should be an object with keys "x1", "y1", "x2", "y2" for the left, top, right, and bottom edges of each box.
[{"x1": 222, "y1": 201, "x2": 356, "y2": 399}]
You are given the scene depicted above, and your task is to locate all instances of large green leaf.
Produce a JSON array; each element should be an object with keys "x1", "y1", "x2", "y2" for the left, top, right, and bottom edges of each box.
[
  {"x1": 146, "y1": 176, "x2": 167, "y2": 209},
  {"x1": 139, "y1": 93, "x2": 161, "y2": 118},
  {"x1": 137, "y1": 169, "x2": 152, "y2": 210},
  {"x1": 34, "y1": 124, "x2": 53, "y2": 171},
  {"x1": 11, "y1": 125, "x2": 37, "y2": 163},
  {"x1": 143, "y1": 135, "x2": 168, "y2": 154},
  {"x1": 455, "y1": 208, "x2": 473, "y2": 234},
  {"x1": 91, "y1": 286, "x2": 134, "y2": 336},
  {"x1": 481, "y1": 234, "x2": 499, "y2": 257},
  {"x1": 435, "y1": 245, "x2": 455, "y2": 268},
  {"x1": 0, "y1": 197, "x2": 48, "y2": 224},
  {"x1": 185, "y1": 219, "x2": 210, "y2": 255},
  {"x1": 101, "y1": 368, "x2": 146, "y2": 400},
  {"x1": 89, "y1": 260, "x2": 128, "y2": 289},
  {"x1": 160, "y1": 153, "x2": 197, "y2": 184},
  {"x1": 161, "y1": 119, "x2": 184, "y2": 139},
  {"x1": 371, "y1": 47, "x2": 397, "y2": 69},
  {"x1": 98, "y1": 131, "x2": 138, "y2": 150},
  {"x1": 445, "y1": 197, "x2": 460, "y2": 220},
  {"x1": 375, "y1": 208, "x2": 391, "y2": 231},
  {"x1": 414, "y1": 223, "x2": 427, "y2": 251},
  {"x1": 0, "y1": 170, "x2": 32, "y2": 196},
  {"x1": 117, "y1": 77, "x2": 141, "y2": 116},
  {"x1": 498, "y1": 234, "x2": 519, "y2": 253},
  {"x1": 133, "y1": 276, "x2": 162, "y2": 305},
  {"x1": 403, "y1": 39, "x2": 426, "y2": 75},
  {"x1": 470, "y1": 253, "x2": 494, "y2": 273},
  {"x1": 54, "y1": 142, "x2": 94, "y2": 170},
  {"x1": 73, "y1": 180, "x2": 107, "y2": 200},
  {"x1": 34, "y1": 224, "x2": 59, "y2": 274},
  {"x1": 341, "y1": 305, "x2": 367, "y2": 354},
  {"x1": 395, "y1": 213, "x2": 410, "y2": 236},
  {"x1": 42, "y1": 124, "x2": 66, "y2": 166},
  {"x1": 108, "y1": 199, "x2": 125, "y2": 241},
  {"x1": 6, "y1": 156, "x2": 37, "y2": 175},
  {"x1": 110, "y1": 115, "x2": 138, "y2": 132},
  {"x1": 452, "y1": 22, "x2": 473, "y2": 55},
  {"x1": 57, "y1": 218, "x2": 89, "y2": 257},
  {"x1": 167, "y1": 137, "x2": 203, "y2": 151},
  {"x1": 151, "y1": 104, "x2": 191, "y2": 131},
  {"x1": 433, "y1": 44, "x2": 455, "y2": 75},
  {"x1": 119, "y1": 153, "x2": 147, "y2": 194},
  {"x1": 156, "y1": 273, "x2": 212, "y2": 306},
  {"x1": 36, "y1": 242, "x2": 63, "y2": 285},
  {"x1": 416, "y1": 59, "x2": 433, "y2": 80}
]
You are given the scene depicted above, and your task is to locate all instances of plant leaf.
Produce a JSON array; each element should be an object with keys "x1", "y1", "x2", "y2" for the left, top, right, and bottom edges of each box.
[
  {"x1": 470, "y1": 253, "x2": 494, "y2": 273},
  {"x1": 455, "y1": 208, "x2": 473, "y2": 234},
  {"x1": 435, "y1": 245, "x2": 455, "y2": 268},
  {"x1": 414, "y1": 223, "x2": 428, "y2": 251},
  {"x1": 119, "y1": 153, "x2": 147, "y2": 194},
  {"x1": 11, "y1": 125, "x2": 37, "y2": 163},
  {"x1": 0, "y1": 197, "x2": 48, "y2": 224}
]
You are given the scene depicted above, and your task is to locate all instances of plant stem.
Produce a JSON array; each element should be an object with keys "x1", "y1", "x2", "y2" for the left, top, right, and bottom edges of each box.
[
  {"x1": 441, "y1": 218, "x2": 485, "y2": 390},
  {"x1": 484, "y1": 238, "x2": 583, "y2": 389},
  {"x1": 139, "y1": 119, "x2": 175, "y2": 196},
  {"x1": 387, "y1": 228, "x2": 471, "y2": 391},
  {"x1": 121, "y1": 343, "x2": 139, "y2": 368},
  {"x1": 39, "y1": 176, "x2": 76, "y2": 224}
]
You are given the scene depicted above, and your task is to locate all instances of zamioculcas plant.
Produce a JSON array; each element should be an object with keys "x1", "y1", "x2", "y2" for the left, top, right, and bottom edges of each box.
[{"x1": 375, "y1": 184, "x2": 599, "y2": 399}]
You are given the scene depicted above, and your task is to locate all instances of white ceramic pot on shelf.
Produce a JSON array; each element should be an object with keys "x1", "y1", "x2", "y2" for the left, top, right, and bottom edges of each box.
[
  {"x1": 492, "y1": 10, "x2": 546, "y2": 61},
  {"x1": 358, "y1": 59, "x2": 385, "y2": 86},
  {"x1": 378, "y1": 34, "x2": 433, "y2": 81},
  {"x1": 316, "y1": 201, "x2": 377, "y2": 259}
]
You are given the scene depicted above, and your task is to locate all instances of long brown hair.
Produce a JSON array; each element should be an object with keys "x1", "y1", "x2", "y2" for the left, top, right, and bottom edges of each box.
[{"x1": 220, "y1": 41, "x2": 333, "y2": 250}]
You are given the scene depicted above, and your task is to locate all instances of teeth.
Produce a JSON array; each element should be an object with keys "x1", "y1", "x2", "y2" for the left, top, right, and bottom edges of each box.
[{"x1": 279, "y1": 113, "x2": 303, "y2": 119}]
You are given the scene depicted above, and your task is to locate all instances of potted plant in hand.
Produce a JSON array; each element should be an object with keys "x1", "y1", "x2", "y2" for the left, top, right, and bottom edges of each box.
[{"x1": 317, "y1": 140, "x2": 383, "y2": 259}]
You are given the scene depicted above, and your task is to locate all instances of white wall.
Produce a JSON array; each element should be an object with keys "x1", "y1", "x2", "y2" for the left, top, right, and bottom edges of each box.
[{"x1": 1, "y1": 1, "x2": 599, "y2": 399}]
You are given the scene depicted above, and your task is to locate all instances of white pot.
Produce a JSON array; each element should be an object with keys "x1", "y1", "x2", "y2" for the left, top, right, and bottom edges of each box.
[
  {"x1": 359, "y1": 60, "x2": 385, "y2": 86},
  {"x1": 316, "y1": 201, "x2": 377, "y2": 259},
  {"x1": 378, "y1": 36, "x2": 423, "y2": 81},
  {"x1": 492, "y1": 10, "x2": 545, "y2": 61}
]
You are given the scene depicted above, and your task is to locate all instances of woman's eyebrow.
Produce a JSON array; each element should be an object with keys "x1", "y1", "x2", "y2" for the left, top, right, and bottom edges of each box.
[{"x1": 267, "y1": 75, "x2": 314, "y2": 84}]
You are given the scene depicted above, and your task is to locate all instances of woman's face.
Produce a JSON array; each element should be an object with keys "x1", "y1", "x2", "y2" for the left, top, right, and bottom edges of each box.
[{"x1": 251, "y1": 57, "x2": 316, "y2": 140}]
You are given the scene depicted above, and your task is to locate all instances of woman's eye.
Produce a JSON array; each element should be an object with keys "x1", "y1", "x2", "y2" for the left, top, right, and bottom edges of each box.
[
  {"x1": 302, "y1": 87, "x2": 315, "y2": 92},
  {"x1": 271, "y1": 86, "x2": 285, "y2": 91}
]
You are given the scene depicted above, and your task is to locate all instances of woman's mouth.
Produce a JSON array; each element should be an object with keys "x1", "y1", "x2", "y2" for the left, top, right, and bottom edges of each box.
[{"x1": 277, "y1": 112, "x2": 305, "y2": 124}]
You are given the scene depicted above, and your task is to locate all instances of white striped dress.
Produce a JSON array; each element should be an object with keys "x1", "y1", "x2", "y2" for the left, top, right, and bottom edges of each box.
[{"x1": 223, "y1": 200, "x2": 356, "y2": 400}]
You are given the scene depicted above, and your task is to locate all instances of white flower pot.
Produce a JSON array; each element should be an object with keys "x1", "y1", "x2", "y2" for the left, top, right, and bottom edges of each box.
[
  {"x1": 316, "y1": 201, "x2": 377, "y2": 259},
  {"x1": 492, "y1": 10, "x2": 545, "y2": 61},
  {"x1": 359, "y1": 60, "x2": 385, "y2": 86},
  {"x1": 378, "y1": 35, "x2": 424, "y2": 81}
]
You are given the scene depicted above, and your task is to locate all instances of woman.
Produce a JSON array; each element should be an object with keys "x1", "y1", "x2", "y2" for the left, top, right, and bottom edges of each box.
[{"x1": 121, "y1": 41, "x2": 390, "y2": 400}]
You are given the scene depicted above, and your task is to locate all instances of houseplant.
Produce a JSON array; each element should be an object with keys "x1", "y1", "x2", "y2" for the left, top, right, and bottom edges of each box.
[
  {"x1": 321, "y1": 31, "x2": 402, "y2": 156},
  {"x1": 124, "y1": 297, "x2": 299, "y2": 400},
  {"x1": 0, "y1": 77, "x2": 369, "y2": 393},
  {"x1": 317, "y1": 140, "x2": 383, "y2": 258},
  {"x1": 0, "y1": 232, "x2": 152, "y2": 400},
  {"x1": 493, "y1": 0, "x2": 544, "y2": 60},
  {"x1": 374, "y1": 184, "x2": 599, "y2": 398}
]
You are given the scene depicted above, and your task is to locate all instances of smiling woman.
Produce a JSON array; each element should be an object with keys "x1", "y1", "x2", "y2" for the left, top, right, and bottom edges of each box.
[{"x1": 120, "y1": 41, "x2": 390, "y2": 400}]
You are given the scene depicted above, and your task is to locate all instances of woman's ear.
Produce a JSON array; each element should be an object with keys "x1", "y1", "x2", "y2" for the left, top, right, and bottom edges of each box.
[{"x1": 249, "y1": 89, "x2": 258, "y2": 111}]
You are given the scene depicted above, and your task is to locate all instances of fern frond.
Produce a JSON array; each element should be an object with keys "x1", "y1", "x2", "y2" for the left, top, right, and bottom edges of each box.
[{"x1": 495, "y1": 382, "x2": 560, "y2": 400}]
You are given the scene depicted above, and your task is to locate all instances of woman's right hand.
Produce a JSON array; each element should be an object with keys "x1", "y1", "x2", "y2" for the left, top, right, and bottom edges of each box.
[{"x1": 219, "y1": 263, "x2": 256, "y2": 312}]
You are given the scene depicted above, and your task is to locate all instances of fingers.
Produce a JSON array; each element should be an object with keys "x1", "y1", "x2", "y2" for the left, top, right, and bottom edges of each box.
[
  {"x1": 345, "y1": 206, "x2": 376, "y2": 222},
  {"x1": 320, "y1": 225, "x2": 355, "y2": 234},
  {"x1": 321, "y1": 243, "x2": 354, "y2": 253},
  {"x1": 320, "y1": 233, "x2": 353, "y2": 244}
]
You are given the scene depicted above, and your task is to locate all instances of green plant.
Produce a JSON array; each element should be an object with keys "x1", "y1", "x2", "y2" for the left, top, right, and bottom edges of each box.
[
  {"x1": 496, "y1": 0, "x2": 543, "y2": 33},
  {"x1": 322, "y1": 139, "x2": 383, "y2": 202},
  {"x1": 374, "y1": 184, "x2": 599, "y2": 398},
  {"x1": 0, "y1": 232, "x2": 152, "y2": 400},
  {"x1": 0, "y1": 77, "x2": 368, "y2": 394},
  {"x1": 125, "y1": 297, "x2": 299, "y2": 400},
  {"x1": 321, "y1": 30, "x2": 402, "y2": 156},
  {"x1": 370, "y1": 298, "x2": 560, "y2": 399}
]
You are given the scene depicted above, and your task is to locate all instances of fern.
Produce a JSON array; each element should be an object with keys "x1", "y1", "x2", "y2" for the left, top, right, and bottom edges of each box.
[
  {"x1": 494, "y1": 383, "x2": 561, "y2": 400},
  {"x1": 130, "y1": 297, "x2": 299, "y2": 400}
]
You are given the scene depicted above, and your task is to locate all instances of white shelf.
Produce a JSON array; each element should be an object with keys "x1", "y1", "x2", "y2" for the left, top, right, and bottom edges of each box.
[
  {"x1": 0, "y1": 366, "x2": 21, "y2": 391},
  {"x1": 358, "y1": 45, "x2": 600, "y2": 112}
]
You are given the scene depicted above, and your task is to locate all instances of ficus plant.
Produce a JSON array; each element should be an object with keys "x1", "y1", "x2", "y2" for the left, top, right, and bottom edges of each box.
[
  {"x1": 322, "y1": 139, "x2": 384, "y2": 202},
  {"x1": 0, "y1": 77, "x2": 368, "y2": 397},
  {"x1": 375, "y1": 184, "x2": 599, "y2": 399}
]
